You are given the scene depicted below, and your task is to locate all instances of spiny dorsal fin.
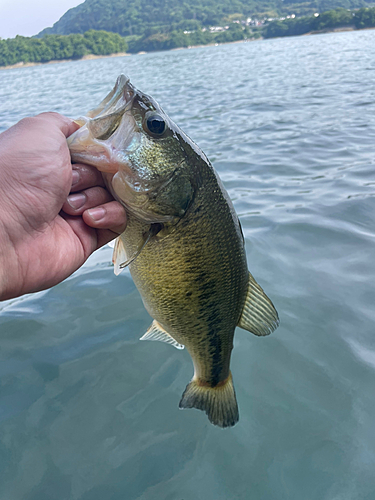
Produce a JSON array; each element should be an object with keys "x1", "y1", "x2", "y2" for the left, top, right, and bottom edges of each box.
[
  {"x1": 237, "y1": 272, "x2": 279, "y2": 336},
  {"x1": 140, "y1": 320, "x2": 185, "y2": 350}
]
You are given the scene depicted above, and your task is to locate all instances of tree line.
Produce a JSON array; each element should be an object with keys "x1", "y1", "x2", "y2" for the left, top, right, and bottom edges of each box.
[
  {"x1": 0, "y1": 24, "x2": 257, "y2": 66},
  {"x1": 38, "y1": 0, "x2": 370, "y2": 39},
  {"x1": 127, "y1": 23, "x2": 258, "y2": 53},
  {"x1": 263, "y1": 6, "x2": 375, "y2": 37},
  {"x1": 0, "y1": 30, "x2": 127, "y2": 67}
]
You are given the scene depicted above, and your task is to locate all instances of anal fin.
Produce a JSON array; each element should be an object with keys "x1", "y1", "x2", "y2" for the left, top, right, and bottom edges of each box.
[
  {"x1": 140, "y1": 320, "x2": 184, "y2": 350},
  {"x1": 238, "y1": 272, "x2": 279, "y2": 336}
]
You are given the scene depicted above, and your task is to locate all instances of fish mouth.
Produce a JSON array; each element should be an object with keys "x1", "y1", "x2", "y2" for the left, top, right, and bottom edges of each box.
[{"x1": 67, "y1": 75, "x2": 139, "y2": 177}]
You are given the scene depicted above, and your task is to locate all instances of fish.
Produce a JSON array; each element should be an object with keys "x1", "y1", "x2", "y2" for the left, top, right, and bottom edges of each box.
[{"x1": 67, "y1": 75, "x2": 279, "y2": 428}]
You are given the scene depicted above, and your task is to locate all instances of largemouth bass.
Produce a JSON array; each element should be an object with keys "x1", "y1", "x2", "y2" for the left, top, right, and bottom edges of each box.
[{"x1": 68, "y1": 75, "x2": 279, "y2": 427}]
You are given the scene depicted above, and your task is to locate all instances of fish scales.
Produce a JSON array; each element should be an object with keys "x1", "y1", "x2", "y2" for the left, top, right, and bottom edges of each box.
[
  {"x1": 68, "y1": 75, "x2": 279, "y2": 427},
  {"x1": 122, "y1": 162, "x2": 248, "y2": 387}
]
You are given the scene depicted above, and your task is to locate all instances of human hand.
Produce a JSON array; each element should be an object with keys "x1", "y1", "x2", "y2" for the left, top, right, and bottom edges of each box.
[{"x1": 0, "y1": 112, "x2": 127, "y2": 301}]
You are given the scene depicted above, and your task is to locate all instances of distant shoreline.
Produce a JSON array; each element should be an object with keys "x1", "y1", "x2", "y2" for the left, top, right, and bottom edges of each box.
[
  {"x1": 0, "y1": 52, "x2": 130, "y2": 71},
  {"x1": 307, "y1": 25, "x2": 375, "y2": 35},
  {"x1": 1, "y1": 26, "x2": 373, "y2": 71},
  {"x1": 0, "y1": 39, "x2": 256, "y2": 71},
  {"x1": 0, "y1": 40, "x2": 252, "y2": 71},
  {"x1": 302, "y1": 25, "x2": 369, "y2": 36}
]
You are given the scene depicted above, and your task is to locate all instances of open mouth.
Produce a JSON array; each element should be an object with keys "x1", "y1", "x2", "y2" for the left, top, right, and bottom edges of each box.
[
  {"x1": 86, "y1": 75, "x2": 134, "y2": 121},
  {"x1": 67, "y1": 75, "x2": 138, "y2": 174}
]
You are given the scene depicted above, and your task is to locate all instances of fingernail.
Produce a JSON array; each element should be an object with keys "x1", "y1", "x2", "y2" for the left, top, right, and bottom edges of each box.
[
  {"x1": 67, "y1": 193, "x2": 86, "y2": 210},
  {"x1": 72, "y1": 170, "x2": 80, "y2": 186},
  {"x1": 87, "y1": 207, "x2": 106, "y2": 221}
]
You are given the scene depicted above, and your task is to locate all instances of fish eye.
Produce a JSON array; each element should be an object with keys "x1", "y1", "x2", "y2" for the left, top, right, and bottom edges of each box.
[{"x1": 145, "y1": 113, "x2": 166, "y2": 136}]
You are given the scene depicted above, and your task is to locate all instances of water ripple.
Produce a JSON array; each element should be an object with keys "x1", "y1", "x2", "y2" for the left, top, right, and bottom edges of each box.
[{"x1": 1, "y1": 29, "x2": 375, "y2": 500}]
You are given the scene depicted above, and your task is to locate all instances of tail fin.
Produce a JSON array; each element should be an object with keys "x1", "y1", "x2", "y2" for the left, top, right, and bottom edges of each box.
[{"x1": 179, "y1": 372, "x2": 239, "y2": 428}]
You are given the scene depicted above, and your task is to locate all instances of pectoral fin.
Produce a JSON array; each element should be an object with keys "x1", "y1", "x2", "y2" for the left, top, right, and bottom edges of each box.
[
  {"x1": 237, "y1": 272, "x2": 279, "y2": 336},
  {"x1": 140, "y1": 320, "x2": 184, "y2": 350},
  {"x1": 112, "y1": 225, "x2": 159, "y2": 275},
  {"x1": 112, "y1": 236, "x2": 128, "y2": 276}
]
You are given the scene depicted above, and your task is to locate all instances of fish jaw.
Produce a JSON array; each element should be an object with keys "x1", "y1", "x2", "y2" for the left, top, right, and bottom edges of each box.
[
  {"x1": 67, "y1": 74, "x2": 140, "y2": 175},
  {"x1": 87, "y1": 74, "x2": 131, "y2": 118},
  {"x1": 67, "y1": 113, "x2": 140, "y2": 175}
]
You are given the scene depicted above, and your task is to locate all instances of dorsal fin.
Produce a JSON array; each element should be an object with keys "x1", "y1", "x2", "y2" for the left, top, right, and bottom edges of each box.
[
  {"x1": 237, "y1": 272, "x2": 279, "y2": 336},
  {"x1": 140, "y1": 320, "x2": 185, "y2": 350}
]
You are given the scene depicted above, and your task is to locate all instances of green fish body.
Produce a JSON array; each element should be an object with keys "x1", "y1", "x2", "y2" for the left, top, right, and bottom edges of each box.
[{"x1": 68, "y1": 75, "x2": 279, "y2": 427}]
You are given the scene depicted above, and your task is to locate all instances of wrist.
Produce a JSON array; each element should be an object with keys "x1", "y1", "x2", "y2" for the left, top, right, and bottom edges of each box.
[
  {"x1": 0, "y1": 221, "x2": 18, "y2": 302},
  {"x1": 0, "y1": 225, "x2": 9, "y2": 301}
]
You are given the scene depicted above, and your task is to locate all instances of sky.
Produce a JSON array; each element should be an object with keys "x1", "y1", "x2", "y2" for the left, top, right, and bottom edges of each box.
[{"x1": 0, "y1": 0, "x2": 84, "y2": 39}]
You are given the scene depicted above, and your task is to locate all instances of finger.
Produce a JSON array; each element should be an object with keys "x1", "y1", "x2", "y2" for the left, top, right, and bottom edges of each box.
[
  {"x1": 35, "y1": 112, "x2": 79, "y2": 138},
  {"x1": 63, "y1": 186, "x2": 113, "y2": 215},
  {"x1": 60, "y1": 213, "x2": 98, "y2": 261},
  {"x1": 96, "y1": 229, "x2": 124, "y2": 249},
  {"x1": 60, "y1": 212, "x2": 115, "y2": 262},
  {"x1": 82, "y1": 200, "x2": 127, "y2": 234},
  {"x1": 71, "y1": 163, "x2": 105, "y2": 193}
]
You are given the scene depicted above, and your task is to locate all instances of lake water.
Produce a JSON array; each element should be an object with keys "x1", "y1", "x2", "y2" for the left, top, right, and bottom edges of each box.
[{"x1": 1, "y1": 29, "x2": 375, "y2": 500}]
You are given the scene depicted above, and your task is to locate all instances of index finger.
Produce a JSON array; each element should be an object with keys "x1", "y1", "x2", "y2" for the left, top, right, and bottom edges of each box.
[
  {"x1": 70, "y1": 163, "x2": 105, "y2": 193},
  {"x1": 36, "y1": 112, "x2": 80, "y2": 138}
]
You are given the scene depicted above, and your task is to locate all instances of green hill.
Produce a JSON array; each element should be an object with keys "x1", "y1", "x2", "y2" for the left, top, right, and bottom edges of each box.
[
  {"x1": 37, "y1": 0, "x2": 372, "y2": 39},
  {"x1": 2, "y1": 0, "x2": 375, "y2": 67}
]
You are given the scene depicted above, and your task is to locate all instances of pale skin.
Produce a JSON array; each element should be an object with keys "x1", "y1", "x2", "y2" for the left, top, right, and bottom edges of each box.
[{"x1": 0, "y1": 112, "x2": 127, "y2": 301}]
